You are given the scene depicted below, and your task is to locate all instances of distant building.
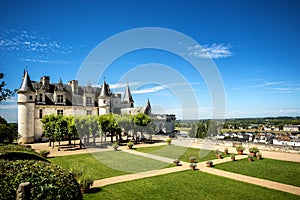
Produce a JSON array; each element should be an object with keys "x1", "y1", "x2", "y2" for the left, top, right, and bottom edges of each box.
[
  {"x1": 283, "y1": 125, "x2": 300, "y2": 132},
  {"x1": 17, "y1": 71, "x2": 175, "y2": 143}
]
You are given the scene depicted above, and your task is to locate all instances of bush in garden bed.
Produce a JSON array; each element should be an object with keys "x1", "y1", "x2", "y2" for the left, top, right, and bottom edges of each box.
[
  {"x1": 0, "y1": 144, "x2": 48, "y2": 162},
  {"x1": 0, "y1": 159, "x2": 83, "y2": 200}
]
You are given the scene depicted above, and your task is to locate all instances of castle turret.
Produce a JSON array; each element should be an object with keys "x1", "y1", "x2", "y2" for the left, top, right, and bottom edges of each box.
[
  {"x1": 123, "y1": 83, "x2": 134, "y2": 107},
  {"x1": 17, "y1": 70, "x2": 36, "y2": 144},
  {"x1": 98, "y1": 80, "x2": 111, "y2": 115}
]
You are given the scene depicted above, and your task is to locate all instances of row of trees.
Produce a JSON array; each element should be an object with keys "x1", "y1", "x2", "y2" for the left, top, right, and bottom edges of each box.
[
  {"x1": 189, "y1": 120, "x2": 221, "y2": 138},
  {"x1": 41, "y1": 113, "x2": 153, "y2": 150}
]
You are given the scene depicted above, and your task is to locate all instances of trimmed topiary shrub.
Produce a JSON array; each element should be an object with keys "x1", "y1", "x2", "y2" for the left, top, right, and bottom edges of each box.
[
  {"x1": 0, "y1": 159, "x2": 83, "y2": 200},
  {"x1": 0, "y1": 144, "x2": 37, "y2": 154},
  {"x1": 0, "y1": 144, "x2": 48, "y2": 162}
]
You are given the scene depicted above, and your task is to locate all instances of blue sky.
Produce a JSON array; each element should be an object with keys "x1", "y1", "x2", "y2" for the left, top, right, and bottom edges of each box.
[{"x1": 0, "y1": 0, "x2": 300, "y2": 122}]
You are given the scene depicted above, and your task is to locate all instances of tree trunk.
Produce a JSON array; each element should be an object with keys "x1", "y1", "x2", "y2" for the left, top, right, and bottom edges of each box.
[
  {"x1": 80, "y1": 138, "x2": 82, "y2": 149},
  {"x1": 58, "y1": 141, "x2": 60, "y2": 151},
  {"x1": 49, "y1": 140, "x2": 51, "y2": 147},
  {"x1": 68, "y1": 135, "x2": 72, "y2": 145},
  {"x1": 110, "y1": 133, "x2": 113, "y2": 143}
]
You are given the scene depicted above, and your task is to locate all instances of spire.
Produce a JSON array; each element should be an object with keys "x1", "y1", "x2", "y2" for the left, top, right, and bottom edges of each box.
[
  {"x1": 99, "y1": 80, "x2": 110, "y2": 97},
  {"x1": 18, "y1": 70, "x2": 35, "y2": 93},
  {"x1": 123, "y1": 82, "x2": 134, "y2": 104},
  {"x1": 146, "y1": 98, "x2": 151, "y2": 107},
  {"x1": 144, "y1": 98, "x2": 152, "y2": 115}
]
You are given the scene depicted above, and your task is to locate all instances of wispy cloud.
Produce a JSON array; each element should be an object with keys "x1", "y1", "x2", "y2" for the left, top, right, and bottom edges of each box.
[
  {"x1": 109, "y1": 82, "x2": 141, "y2": 89},
  {"x1": 230, "y1": 80, "x2": 300, "y2": 94},
  {"x1": 184, "y1": 43, "x2": 233, "y2": 59},
  {"x1": 132, "y1": 85, "x2": 165, "y2": 94},
  {"x1": 0, "y1": 29, "x2": 72, "y2": 55}
]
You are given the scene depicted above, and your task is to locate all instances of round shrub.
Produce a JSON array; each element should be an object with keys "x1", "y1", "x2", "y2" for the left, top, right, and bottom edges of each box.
[{"x1": 0, "y1": 159, "x2": 83, "y2": 200}]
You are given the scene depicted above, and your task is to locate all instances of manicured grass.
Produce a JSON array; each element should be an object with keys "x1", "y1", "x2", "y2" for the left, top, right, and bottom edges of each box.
[
  {"x1": 214, "y1": 158, "x2": 300, "y2": 187},
  {"x1": 49, "y1": 152, "x2": 128, "y2": 180},
  {"x1": 49, "y1": 151, "x2": 172, "y2": 179},
  {"x1": 135, "y1": 145, "x2": 230, "y2": 162},
  {"x1": 83, "y1": 170, "x2": 300, "y2": 200}
]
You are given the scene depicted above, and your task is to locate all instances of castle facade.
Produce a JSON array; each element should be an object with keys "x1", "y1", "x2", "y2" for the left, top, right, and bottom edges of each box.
[{"x1": 17, "y1": 71, "x2": 175, "y2": 143}]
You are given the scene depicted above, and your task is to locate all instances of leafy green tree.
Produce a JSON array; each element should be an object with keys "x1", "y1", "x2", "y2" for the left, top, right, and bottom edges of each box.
[
  {"x1": 87, "y1": 115, "x2": 99, "y2": 146},
  {"x1": 132, "y1": 113, "x2": 152, "y2": 140},
  {"x1": 196, "y1": 122, "x2": 206, "y2": 138},
  {"x1": 55, "y1": 116, "x2": 68, "y2": 151},
  {"x1": 0, "y1": 116, "x2": 17, "y2": 143},
  {"x1": 65, "y1": 116, "x2": 77, "y2": 146},
  {"x1": 115, "y1": 114, "x2": 133, "y2": 140},
  {"x1": 0, "y1": 73, "x2": 14, "y2": 102},
  {"x1": 41, "y1": 114, "x2": 57, "y2": 148},
  {"x1": 98, "y1": 114, "x2": 121, "y2": 143},
  {"x1": 74, "y1": 116, "x2": 89, "y2": 149}
]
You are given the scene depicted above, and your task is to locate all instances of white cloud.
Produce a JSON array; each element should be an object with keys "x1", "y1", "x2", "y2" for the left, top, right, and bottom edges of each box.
[
  {"x1": 0, "y1": 29, "x2": 72, "y2": 55},
  {"x1": 109, "y1": 82, "x2": 141, "y2": 89},
  {"x1": 185, "y1": 43, "x2": 233, "y2": 59},
  {"x1": 132, "y1": 85, "x2": 165, "y2": 94}
]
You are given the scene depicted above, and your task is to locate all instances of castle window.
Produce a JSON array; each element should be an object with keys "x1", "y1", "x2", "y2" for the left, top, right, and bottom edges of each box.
[
  {"x1": 103, "y1": 100, "x2": 106, "y2": 104},
  {"x1": 39, "y1": 93, "x2": 43, "y2": 102},
  {"x1": 39, "y1": 109, "x2": 43, "y2": 119},
  {"x1": 29, "y1": 95, "x2": 33, "y2": 100},
  {"x1": 57, "y1": 110, "x2": 63, "y2": 115},
  {"x1": 86, "y1": 97, "x2": 92, "y2": 105},
  {"x1": 57, "y1": 95, "x2": 63, "y2": 103},
  {"x1": 86, "y1": 110, "x2": 92, "y2": 115}
]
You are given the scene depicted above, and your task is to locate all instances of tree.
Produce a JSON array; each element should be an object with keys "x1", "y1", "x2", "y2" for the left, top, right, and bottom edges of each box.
[
  {"x1": 41, "y1": 114, "x2": 69, "y2": 150},
  {"x1": 195, "y1": 122, "x2": 206, "y2": 138},
  {"x1": 87, "y1": 115, "x2": 99, "y2": 146},
  {"x1": 0, "y1": 73, "x2": 14, "y2": 102},
  {"x1": 132, "y1": 113, "x2": 152, "y2": 140},
  {"x1": 41, "y1": 114, "x2": 57, "y2": 148},
  {"x1": 98, "y1": 114, "x2": 121, "y2": 143},
  {"x1": 0, "y1": 116, "x2": 18, "y2": 143},
  {"x1": 74, "y1": 116, "x2": 88, "y2": 149},
  {"x1": 65, "y1": 116, "x2": 77, "y2": 146},
  {"x1": 55, "y1": 116, "x2": 68, "y2": 151}
]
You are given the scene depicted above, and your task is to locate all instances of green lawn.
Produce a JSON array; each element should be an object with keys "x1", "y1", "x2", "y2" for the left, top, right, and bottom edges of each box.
[
  {"x1": 83, "y1": 170, "x2": 300, "y2": 200},
  {"x1": 49, "y1": 151, "x2": 172, "y2": 179},
  {"x1": 135, "y1": 145, "x2": 231, "y2": 162},
  {"x1": 215, "y1": 158, "x2": 300, "y2": 187}
]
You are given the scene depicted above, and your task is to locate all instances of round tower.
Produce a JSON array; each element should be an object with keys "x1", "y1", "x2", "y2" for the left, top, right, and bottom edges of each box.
[
  {"x1": 98, "y1": 80, "x2": 111, "y2": 115},
  {"x1": 17, "y1": 71, "x2": 36, "y2": 144}
]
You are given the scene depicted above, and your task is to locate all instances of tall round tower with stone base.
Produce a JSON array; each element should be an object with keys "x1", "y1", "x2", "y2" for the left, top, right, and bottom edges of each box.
[{"x1": 17, "y1": 71, "x2": 36, "y2": 144}]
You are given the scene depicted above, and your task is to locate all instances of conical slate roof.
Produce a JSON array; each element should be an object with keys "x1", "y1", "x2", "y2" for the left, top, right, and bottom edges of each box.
[
  {"x1": 99, "y1": 80, "x2": 110, "y2": 97},
  {"x1": 123, "y1": 83, "x2": 134, "y2": 103},
  {"x1": 18, "y1": 71, "x2": 35, "y2": 93}
]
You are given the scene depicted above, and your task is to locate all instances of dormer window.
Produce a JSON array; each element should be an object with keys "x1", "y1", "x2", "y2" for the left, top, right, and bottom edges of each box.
[
  {"x1": 57, "y1": 95, "x2": 63, "y2": 103},
  {"x1": 29, "y1": 95, "x2": 33, "y2": 100},
  {"x1": 86, "y1": 97, "x2": 92, "y2": 105},
  {"x1": 39, "y1": 93, "x2": 43, "y2": 102}
]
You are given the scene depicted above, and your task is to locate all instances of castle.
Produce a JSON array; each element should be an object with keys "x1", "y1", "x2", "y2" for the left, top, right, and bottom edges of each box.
[{"x1": 17, "y1": 71, "x2": 176, "y2": 143}]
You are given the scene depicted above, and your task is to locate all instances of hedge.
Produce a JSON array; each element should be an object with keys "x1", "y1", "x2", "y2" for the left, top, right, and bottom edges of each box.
[
  {"x1": 0, "y1": 159, "x2": 83, "y2": 200},
  {"x1": 0, "y1": 144, "x2": 48, "y2": 162}
]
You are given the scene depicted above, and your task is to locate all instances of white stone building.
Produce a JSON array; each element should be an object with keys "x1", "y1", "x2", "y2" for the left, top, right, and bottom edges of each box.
[{"x1": 17, "y1": 71, "x2": 175, "y2": 143}]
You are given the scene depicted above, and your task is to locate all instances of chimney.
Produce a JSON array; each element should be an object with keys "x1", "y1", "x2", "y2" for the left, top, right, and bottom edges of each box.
[{"x1": 68, "y1": 80, "x2": 78, "y2": 94}]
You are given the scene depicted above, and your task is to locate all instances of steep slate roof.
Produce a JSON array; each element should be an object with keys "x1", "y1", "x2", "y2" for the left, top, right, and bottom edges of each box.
[
  {"x1": 123, "y1": 83, "x2": 134, "y2": 103},
  {"x1": 18, "y1": 71, "x2": 36, "y2": 93},
  {"x1": 99, "y1": 80, "x2": 110, "y2": 98}
]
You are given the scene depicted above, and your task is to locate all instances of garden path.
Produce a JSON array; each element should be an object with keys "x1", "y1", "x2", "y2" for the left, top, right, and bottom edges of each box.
[{"x1": 31, "y1": 141, "x2": 300, "y2": 196}]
